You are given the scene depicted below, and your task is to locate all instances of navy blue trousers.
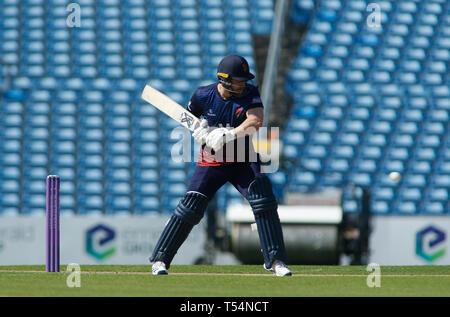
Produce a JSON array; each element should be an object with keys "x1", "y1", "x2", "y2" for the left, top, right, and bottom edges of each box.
[
  {"x1": 150, "y1": 160, "x2": 288, "y2": 269},
  {"x1": 187, "y1": 161, "x2": 289, "y2": 268},
  {"x1": 187, "y1": 161, "x2": 262, "y2": 200}
]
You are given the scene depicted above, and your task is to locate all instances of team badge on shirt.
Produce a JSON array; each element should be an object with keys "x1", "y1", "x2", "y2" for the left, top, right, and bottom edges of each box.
[{"x1": 235, "y1": 107, "x2": 244, "y2": 119}]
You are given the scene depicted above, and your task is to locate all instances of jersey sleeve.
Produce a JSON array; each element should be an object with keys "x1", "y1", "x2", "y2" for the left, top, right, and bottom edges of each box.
[
  {"x1": 186, "y1": 90, "x2": 203, "y2": 118},
  {"x1": 245, "y1": 87, "x2": 264, "y2": 111}
]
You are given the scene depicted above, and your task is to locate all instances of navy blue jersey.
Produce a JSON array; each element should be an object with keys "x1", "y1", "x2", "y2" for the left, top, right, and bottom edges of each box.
[
  {"x1": 187, "y1": 83, "x2": 263, "y2": 165},
  {"x1": 187, "y1": 83, "x2": 263, "y2": 128}
]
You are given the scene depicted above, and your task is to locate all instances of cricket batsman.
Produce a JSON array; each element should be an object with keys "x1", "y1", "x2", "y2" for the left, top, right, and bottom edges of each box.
[{"x1": 150, "y1": 54, "x2": 291, "y2": 276}]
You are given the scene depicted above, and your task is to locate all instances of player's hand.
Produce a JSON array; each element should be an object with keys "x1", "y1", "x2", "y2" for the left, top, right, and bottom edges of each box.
[
  {"x1": 192, "y1": 119, "x2": 209, "y2": 144},
  {"x1": 205, "y1": 127, "x2": 236, "y2": 152}
]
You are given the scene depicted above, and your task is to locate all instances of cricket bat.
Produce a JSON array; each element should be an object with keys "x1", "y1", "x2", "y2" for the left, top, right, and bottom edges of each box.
[{"x1": 141, "y1": 84, "x2": 201, "y2": 132}]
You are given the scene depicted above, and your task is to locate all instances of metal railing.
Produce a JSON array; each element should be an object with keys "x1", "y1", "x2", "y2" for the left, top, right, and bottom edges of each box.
[
  {"x1": 260, "y1": 0, "x2": 290, "y2": 127},
  {"x1": 0, "y1": 57, "x2": 12, "y2": 91}
]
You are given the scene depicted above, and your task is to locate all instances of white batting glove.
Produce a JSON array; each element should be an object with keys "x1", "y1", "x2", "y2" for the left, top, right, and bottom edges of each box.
[
  {"x1": 205, "y1": 127, "x2": 236, "y2": 152},
  {"x1": 192, "y1": 119, "x2": 209, "y2": 145}
]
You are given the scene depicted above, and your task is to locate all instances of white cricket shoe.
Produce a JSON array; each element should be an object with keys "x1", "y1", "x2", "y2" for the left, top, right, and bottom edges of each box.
[
  {"x1": 152, "y1": 261, "x2": 168, "y2": 275},
  {"x1": 264, "y1": 260, "x2": 292, "y2": 277}
]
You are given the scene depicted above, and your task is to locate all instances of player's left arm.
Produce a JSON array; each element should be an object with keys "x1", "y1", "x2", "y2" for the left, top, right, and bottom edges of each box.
[
  {"x1": 205, "y1": 107, "x2": 263, "y2": 152},
  {"x1": 233, "y1": 107, "x2": 264, "y2": 138}
]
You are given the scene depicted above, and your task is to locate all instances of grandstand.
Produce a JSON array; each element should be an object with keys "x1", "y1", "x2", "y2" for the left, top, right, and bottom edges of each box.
[
  {"x1": 0, "y1": 0, "x2": 449, "y2": 219},
  {"x1": 283, "y1": 0, "x2": 450, "y2": 215},
  {"x1": 0, "y1": 0, "x2": 273, "y2": 216}
]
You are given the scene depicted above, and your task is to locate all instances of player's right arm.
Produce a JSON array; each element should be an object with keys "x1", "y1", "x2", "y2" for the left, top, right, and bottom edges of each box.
[{"x1": 233, "y1": 107, "x2": 263, "y2": 138}]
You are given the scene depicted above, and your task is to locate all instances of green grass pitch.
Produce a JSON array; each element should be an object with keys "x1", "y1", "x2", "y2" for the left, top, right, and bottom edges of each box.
[{"x1": 0, "y1": 265, "x2": 449, "y2": 297}]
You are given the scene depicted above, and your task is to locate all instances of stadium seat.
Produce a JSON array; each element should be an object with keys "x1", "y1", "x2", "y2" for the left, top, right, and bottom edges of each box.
[
  {"x1": 371, "y1": 201, "x2": 390, "y2": 214},
  {"x1": 395, "y1": 201, "x2": 418, "y2": 214},
  {"x1": 422, "y1": 201, "x2": 446, "y2": 214}
]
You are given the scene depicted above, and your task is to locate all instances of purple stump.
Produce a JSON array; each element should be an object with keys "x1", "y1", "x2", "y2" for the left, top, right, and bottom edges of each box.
[{"x1": 46, "y1": 175, "x2": 60, "y2": 272}]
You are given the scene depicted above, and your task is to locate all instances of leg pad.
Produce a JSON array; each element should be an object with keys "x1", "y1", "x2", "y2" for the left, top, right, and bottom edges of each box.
[
  {"x1": 150, "y1": 191, "x2": 209, "y2": 268},
  {"x1": 248, "y1": 177, "x2": 288, "y2": 268}
]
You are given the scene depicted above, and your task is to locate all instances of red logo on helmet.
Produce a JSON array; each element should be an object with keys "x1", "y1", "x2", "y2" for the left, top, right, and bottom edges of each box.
[{"x1": 242, "y1": 63, "x2": 248, "y2": 72}]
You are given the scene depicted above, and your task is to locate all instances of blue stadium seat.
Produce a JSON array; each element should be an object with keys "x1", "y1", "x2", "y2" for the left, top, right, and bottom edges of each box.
[
  {"x1": 428, "y1": 188, "x2": 449, "y2": 202},
  {"x1": 77, "y1": 181, "x2": 103, "y2": 197},
  {"x1": 327, "y1": 159, "x2": 350, "y2": 173},
  {"x1": 77, "y1": 195, "x2": 103, "y2": 215},
  {"x1": 302, "y1": 44, "x2": 323, "y2": 57},
  {"x1": 373, "y1": 187, "x2": 394, "y2": 201},
  {"x1": 0, "y1": 163, "x2": 20, "y2": 178},
  {"x1": 134, "y1": 168, "x2": 158, "y2": 182},
  {"x1": 322, "y1": 107, "x2": 342, "y2": 119},
  {"x1": 1, "y1": 140, "x2": 21, "y2": 153},
  {"x1": 161, "y1": 197, "x2": 179, "y2": 213},
  {"x1": 371, "y1": 201, "x2": 390, "y2": 214},
  {"x1": 399, "y1": 187, "x2": 422, "y2": 202},
  {"x1": 422, "y1": 201, "x2": 446, "y2": 214},
  {"x1": 349, "y1": 173, "x2": 372, "y2": 187},
  {"x1": 356, "y1": 160, "x2": 377, "y2": 173},
  {"x1": 337, "y1": 133, "x2": 360, "y2": 146},
  {"x1": 395, "y1": 201, "x2": 418, "y2": 214},
  {"x1": 433, "y1": 175, "x2": 450, "y2": 187},
  {"x1": 105, "y1": 195, "x2": 131, "y2": 214},
  {"x1": 134, "y1": 196, "x2": 160, "y2": 215},
  {"x1": 293, "y1": 172, "x2": 316, "y2": 186},
  {"x1": 304, "y1": 145, "x2": 327, "y2": 158},
  {"x1": 291, "y1": 0, "x2": 314, "y2": 24},
  {"x1": 1, "y1": 180, "x2": 20, "y2": 193},
  {"x1": 437, "y1": 161, "x2": 450, "y2": 174},
  {"x1": 332, "y1": 145, "x2": 354, "y2": 158},
  {"x1": 282, "y1": 145, "x2": 299, "y2": 160},
  {"x1": 283, "y1": 131, "x2": 305, "y2": 146}
]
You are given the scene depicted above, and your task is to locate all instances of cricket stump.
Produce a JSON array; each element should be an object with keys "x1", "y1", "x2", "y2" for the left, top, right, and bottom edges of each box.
[{"x1": 46, "y1": 175, "x2": 60, "y2": 272}]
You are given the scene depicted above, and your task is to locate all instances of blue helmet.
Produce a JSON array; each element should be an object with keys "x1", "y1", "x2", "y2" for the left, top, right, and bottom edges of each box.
[{"x1": 217, "y1": 54, "x2": 255, "y2": 82}]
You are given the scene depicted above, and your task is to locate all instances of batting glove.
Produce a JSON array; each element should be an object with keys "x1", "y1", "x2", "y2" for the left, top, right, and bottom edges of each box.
[
  {"x1": 192, "y1": 119, "x2": 209, "y2": 145},
  {"x1": 205, "y1": 127, "x2": 236, "y2": 152}
]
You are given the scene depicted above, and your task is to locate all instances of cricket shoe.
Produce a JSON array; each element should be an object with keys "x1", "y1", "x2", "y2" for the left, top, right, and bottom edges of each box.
[
  {"x1": 152, "y1": 261, "x2": 168, "y2": 275},
  {"x1": 264, "y1": 260, "x2": 292, "y2": 277}
]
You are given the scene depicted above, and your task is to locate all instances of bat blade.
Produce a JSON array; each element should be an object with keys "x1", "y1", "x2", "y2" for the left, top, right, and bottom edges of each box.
[{"x1": 141, "y1": 84, "x2": 200, "y2": 131}]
